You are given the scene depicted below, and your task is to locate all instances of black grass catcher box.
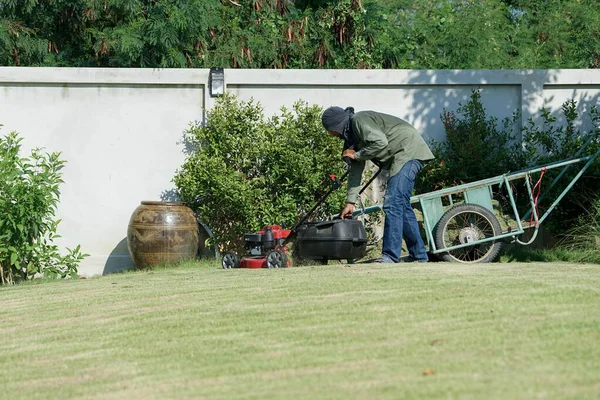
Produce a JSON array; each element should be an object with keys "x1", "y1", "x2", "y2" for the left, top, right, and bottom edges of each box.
[{"x1": 294, "y1": 218, "x2": 367, "y2": 261}]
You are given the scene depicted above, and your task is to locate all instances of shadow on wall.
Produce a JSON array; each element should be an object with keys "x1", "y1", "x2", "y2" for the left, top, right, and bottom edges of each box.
[
  {"x1": 160, "y1": 172, "x2": 220, "y2": 260},
  {"x1": 178, "y1": 121, "x2": 201, "y2": 157},
  {"x1": 555, "y1": 88, "x2": 600, "y2": 130},
  {"x1": 401, "y1": 69, "x2": 562, "y2": 144},
  {"x1": 103, "y1": 238, "x2": 134, "y2": 275},
  {"x1": 362, "y1": 69, "x2": 600, "y2": 228},
  {"x1": 101, "y1": 193, "x2": 218, "y2": 276},
  {"x1": 160, "y1": 189, "x2": 180, "y2": 202},
  {"x1": 101, "y1": 226, "x2": 218, "y2": 276}
]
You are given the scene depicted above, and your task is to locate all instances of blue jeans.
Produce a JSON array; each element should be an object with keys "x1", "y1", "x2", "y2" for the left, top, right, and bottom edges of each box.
[{"x1": 381, "y1": 160, "x2": 428, "y2": 263}]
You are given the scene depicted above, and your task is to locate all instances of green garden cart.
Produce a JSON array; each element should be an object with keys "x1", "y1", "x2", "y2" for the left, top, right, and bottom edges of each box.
[{"x1": 352, "y1": 136, "x2": 600, "y2": 263}]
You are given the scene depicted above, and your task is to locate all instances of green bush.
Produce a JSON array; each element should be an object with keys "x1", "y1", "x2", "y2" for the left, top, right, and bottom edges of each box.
[
  {"x1": 417, "y1": 90, "x2": 600, "y2": 236},
  {"x1": 416, "y1": 90, "x2": 529, "y2": 193},
  {"x1": 521, "y1": 100, "x2": 600, "y2": 233},
  {"x1": 0, "y1": 128, "x2": 87, "y2": 284},
  {"x1": 173, "y1": 95, "x2": 346, "y2": 252},
  {"x1": 522, "y1": 100, "x2": 600, "y2": 170}
]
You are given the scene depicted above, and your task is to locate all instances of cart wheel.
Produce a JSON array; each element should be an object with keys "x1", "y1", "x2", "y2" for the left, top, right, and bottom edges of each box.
[
  {"x1": 222, "y1": 252, "x2": 240, "y2": 269},
  {"x1": 434, "y1": 204, "x2": 502, "y2": 263},
  {"x1": 266, "y1": 249, "x2": 288, "y2": 268}
]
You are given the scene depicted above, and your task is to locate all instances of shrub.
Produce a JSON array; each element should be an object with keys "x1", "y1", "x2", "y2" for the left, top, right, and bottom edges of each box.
[
  {"x1": 521, "y1": 101, "x2": 600, "y2": 233},
  {"x1": 173, "y1": 95, "x2": 347, "y2": 252},
  {"x1": 418, "y1": 90, "x2": 600, "y2": 236},
  {"x1": 0, "y1": 128, "x2": 87, "y2": 284},
  {"x1": 416, "y1": 90, "x2": 529, "y2": 193}
]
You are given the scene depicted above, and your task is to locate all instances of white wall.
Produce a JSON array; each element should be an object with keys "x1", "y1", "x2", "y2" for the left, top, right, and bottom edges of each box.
[{"x1": 1, "y1": 68, "x2": 599, "y2": 276}]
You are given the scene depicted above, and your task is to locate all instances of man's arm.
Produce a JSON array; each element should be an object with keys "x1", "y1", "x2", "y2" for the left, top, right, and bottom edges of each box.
[{"x1": 345, "y1": 159, "x2": 365, "y2": 205}]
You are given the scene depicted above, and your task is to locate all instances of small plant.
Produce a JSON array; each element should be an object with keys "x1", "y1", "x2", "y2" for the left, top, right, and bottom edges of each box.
[{"x1": 0, "y1": 128, "x2": 87, "y2": 284}]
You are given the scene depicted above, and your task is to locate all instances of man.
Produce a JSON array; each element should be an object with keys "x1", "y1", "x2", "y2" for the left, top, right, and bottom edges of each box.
[{"x1": 321, "y1": 106, "x2": 434, "y2": 263}]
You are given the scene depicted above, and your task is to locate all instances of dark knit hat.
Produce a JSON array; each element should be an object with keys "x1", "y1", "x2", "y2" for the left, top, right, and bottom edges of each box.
[{"x1": 321, "y1": 106, "x2": 354, "y2": 134}]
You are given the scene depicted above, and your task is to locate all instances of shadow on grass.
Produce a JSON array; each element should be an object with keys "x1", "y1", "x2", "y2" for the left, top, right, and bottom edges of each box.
[
  {"x1": 103, "y1": 238, "x2": 134, "y2": 275},
  {"x1": 105, "y1": 258, "x2": 221, "y2": 276}
]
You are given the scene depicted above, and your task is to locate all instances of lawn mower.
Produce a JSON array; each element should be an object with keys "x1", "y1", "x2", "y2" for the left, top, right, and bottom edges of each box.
[
  {"x1": 221, "y1": 224, "x2": 292, "y2": 269},
  {"x1": 221, "y1": 165, "x2": 381, "y2": 269}
]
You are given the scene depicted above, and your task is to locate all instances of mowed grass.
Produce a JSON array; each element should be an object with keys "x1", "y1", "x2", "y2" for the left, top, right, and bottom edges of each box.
[{"x1": 1, "y1": 261, "x2": 599, "y2": 400}]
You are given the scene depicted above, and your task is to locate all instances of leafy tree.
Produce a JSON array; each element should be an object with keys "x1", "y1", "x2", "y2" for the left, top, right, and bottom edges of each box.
[
  {"x1": 381, "y1": 0, "x2": 511, "y2": 69},
  {"x1": 0, "y1": 0, "x2": 362, "y2": 68},
  {"x1": 370, "y1": 0, "x2": 600, "y2": 69},
  {"x1": 1, "y1": 0, "x2": 599, "y2": 69},
  {"x1": 508, "y1": 0, "x2": 600, "y2": 68},
  {"x1": 0, "y1": 17, "x2": 47, "y2": 65}
]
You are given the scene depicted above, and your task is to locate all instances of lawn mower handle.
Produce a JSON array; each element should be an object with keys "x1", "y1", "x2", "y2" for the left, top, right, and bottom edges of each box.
[{"x1": 281, "y1": 165, "x2": 382, "y2": 247}]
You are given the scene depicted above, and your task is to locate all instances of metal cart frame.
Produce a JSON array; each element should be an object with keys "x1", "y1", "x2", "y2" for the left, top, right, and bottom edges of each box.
[{"x1": 353, "y1": 136, "x2": 600, "y2": 263}]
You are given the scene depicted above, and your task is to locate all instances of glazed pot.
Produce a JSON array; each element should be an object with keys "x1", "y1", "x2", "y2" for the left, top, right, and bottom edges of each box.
[{"x1": 127, "y1": 201, "x2": 199, "y2": 269}]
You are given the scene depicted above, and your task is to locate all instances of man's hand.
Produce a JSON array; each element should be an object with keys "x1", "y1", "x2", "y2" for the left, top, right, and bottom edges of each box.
[
  {"x1": 340, "y1": 203, "x2": 355, "y2": 219},
  {"x1": 342, "y1": 148, "x2": 356, "y2": 160}
]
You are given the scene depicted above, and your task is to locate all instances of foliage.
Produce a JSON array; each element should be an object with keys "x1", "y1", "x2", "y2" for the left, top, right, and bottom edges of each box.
[
  {"x1": 418, "y1": 91, "x2": 600, "y2": 237},
  {"x1": 172, "y1": 94, "x2": 346, "y2": 251},
  {"x1": 0, "y1": 128, "x2": 88, "y2": 284},
  {"x1": 0, "y1": 18, "x2": 47, "y2": 65},
  {"x1": 416, "y1": 90, "x2": 528, "y2": 193},
  {"x1": 521, "y1": 101, "x2": 600, "y2": 233},
  {"x1": 0, "y1": 0, "x2": 374, "y2": 69},
  {"x1": 379, "y1": 0, "x2": 512, "y2": 69},
  {"x1": 501, "y1": 0, "x2": 600, "y2": 69},
  {"x1": 556, "y1": 198, "x2": 600, "y2": 264},
  {"x1": 522, "y1": 100, "x2": 600, "y2": 165},
  {"x1": 0, "y1": 0, "x2": 223, "y2": 67},
  {"x1": 1, "y1": 0, "x2": 599, "y2": 69}
]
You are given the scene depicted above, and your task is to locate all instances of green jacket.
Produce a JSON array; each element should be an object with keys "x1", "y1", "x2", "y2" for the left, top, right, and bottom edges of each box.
[{"x1": 346, "y1": 111, "x2": 435, "y2": 204}]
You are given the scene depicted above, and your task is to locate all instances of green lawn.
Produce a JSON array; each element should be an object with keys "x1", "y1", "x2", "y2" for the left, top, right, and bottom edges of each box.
[{"x1": 1, "y1": 261, "x2": 599, "y2": 400}]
